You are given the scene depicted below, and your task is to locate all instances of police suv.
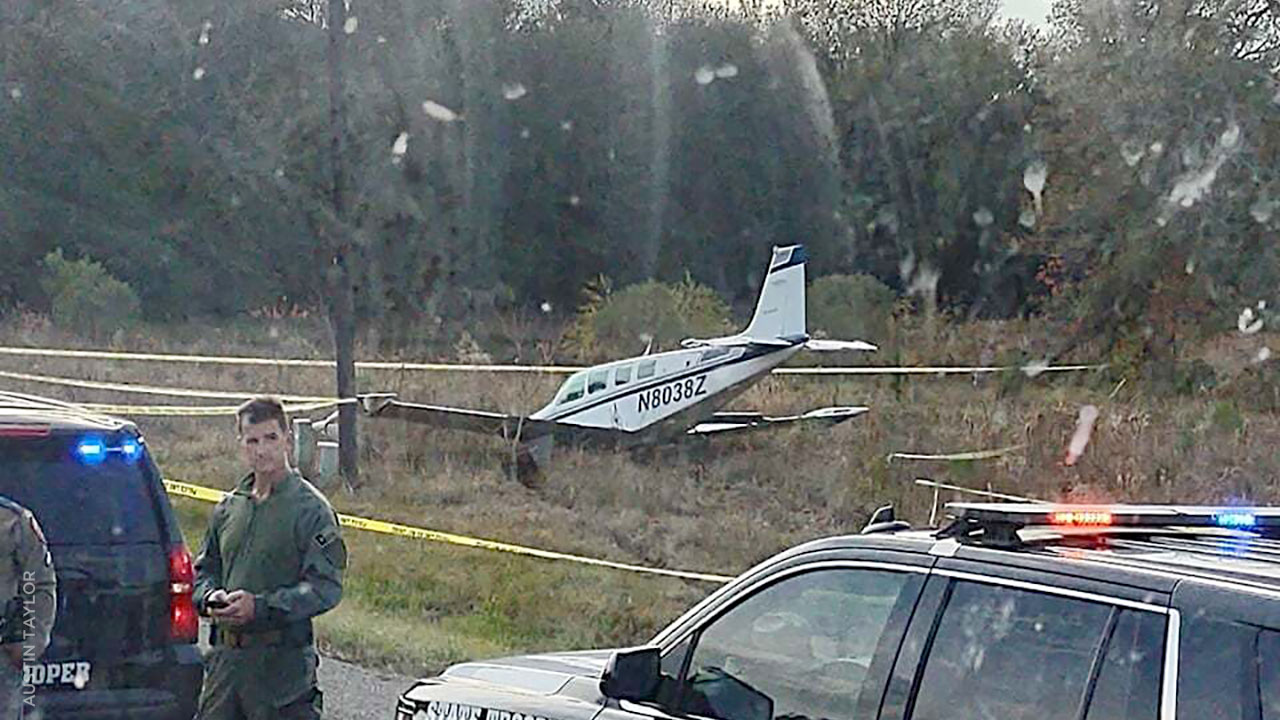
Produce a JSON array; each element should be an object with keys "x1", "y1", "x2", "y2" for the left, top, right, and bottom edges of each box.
[
  {"x1": 0, "y1": 393, "x2": 201, "y2": 718},
  {"x1": 397, "y1": 502, "x2": 1280, "y2": 720}
]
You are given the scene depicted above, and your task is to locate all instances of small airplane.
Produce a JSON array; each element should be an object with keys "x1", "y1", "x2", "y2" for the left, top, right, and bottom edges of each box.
[{"x1": 353, "y1": 245, "x2": 876, "y2": 481}]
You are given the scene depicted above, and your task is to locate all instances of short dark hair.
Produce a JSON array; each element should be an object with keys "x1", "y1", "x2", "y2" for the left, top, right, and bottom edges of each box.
[{"x1": 236, "y1": 396, "x2": 290, "y2": 435}]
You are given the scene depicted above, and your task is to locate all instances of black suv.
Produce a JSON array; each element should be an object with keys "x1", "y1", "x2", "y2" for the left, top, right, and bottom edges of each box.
[
  {"x1": 0, "y1": 392, "x2": 201, "y2": 719},
  {"x1": 396, "y1": 501, "x2": 1280, "y2": 720}
]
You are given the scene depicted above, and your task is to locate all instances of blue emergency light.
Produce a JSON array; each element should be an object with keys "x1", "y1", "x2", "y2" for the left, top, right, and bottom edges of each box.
[{"x1": 75, "y1": 436, "x2": 144, "y2": 464}]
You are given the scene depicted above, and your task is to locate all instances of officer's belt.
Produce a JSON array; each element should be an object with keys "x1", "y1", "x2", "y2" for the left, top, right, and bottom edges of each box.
[{"x1": 214, "y1": 623, "x2": 312, "y2": 649}]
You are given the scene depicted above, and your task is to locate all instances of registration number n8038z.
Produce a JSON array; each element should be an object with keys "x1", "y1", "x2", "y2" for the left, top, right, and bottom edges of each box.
[{"x1": 636, "y1": 375, "x2": 707, "y2": 413}]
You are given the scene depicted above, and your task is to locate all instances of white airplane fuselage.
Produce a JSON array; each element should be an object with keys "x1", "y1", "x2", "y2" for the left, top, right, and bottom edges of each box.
[{"x1": 528, "y1": 343, "x2": 803, "y2": 444}]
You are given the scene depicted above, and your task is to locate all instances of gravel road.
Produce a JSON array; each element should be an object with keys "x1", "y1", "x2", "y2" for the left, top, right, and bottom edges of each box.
[{"x1": 317, "y1": 654, "x2": 417, "y2": 720}]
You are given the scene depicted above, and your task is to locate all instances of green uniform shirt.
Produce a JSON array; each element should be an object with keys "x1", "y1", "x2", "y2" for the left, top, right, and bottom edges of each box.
[{"x1": 193, "y1": 470, "x2": 346, "y2": 709}]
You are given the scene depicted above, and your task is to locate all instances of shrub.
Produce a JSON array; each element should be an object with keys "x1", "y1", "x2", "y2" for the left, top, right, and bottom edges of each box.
[
  {"x1": 564, "y1": 275, "x2": 731, "y2": 361},
  {"x1": 40, "y1": 249, "x2": 141, "y2": 340},
  {"x1": 808, "y1": 274, "x2": 897, "y2": 344}
]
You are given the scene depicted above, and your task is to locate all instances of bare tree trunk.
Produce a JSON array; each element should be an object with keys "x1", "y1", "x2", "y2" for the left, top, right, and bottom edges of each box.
[{"x1": 327, "y1": 0, "x2": 359, "y2": 489}]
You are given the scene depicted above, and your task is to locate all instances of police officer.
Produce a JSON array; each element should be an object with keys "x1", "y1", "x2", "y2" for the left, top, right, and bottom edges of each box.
[
  {"x1": 0, "y1": 496, "x2": 56, "y2": 719},
  {"x1": 194, "y1": 396, "x2": 346, "y2": 720}
]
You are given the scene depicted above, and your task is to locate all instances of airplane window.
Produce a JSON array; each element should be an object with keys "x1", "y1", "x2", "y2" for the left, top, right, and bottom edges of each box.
[
  {"x1": 615, "y1": 365, "x2": 632, "y2": 385},
  {"x1": 558, "y1": 373, "x2": 586, "y2": 404},
  {"x1": 588, "y1": 369, "x2": 609, "y2": 394},
  {"x1": 638, "y1": 360, "x2": 657, "y2": 379}
]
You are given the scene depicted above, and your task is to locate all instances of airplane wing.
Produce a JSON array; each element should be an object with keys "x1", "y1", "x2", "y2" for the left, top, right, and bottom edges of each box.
[
  {"x1": 358, "y1": 395, "x2": 555, "y2": 440},
  {"x1": 687, "y1": 405, "x2": 870, "y2": 437}
]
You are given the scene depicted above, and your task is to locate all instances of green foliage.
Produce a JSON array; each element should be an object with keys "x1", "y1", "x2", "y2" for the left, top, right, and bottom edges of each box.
[
  {"x1": 808, "y1": 274, "x2": 897, "y2": 344},
  {"x1": 39, "y1": 249, "x2": 140, "y2": 339},
  {"x1": 564, "y1": 275, "x2": 732, "y2": 362}
]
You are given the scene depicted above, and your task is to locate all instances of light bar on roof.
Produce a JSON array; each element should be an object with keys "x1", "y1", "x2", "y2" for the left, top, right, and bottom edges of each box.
[{"x1": 946, "y1": 502, "x2": 1279, "y2": 534}]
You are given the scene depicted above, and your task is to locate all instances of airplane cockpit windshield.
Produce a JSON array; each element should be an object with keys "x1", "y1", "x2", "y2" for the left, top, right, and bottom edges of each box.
[{"x1": 557, "y1": 372, "x2": 587, "y2": 405}]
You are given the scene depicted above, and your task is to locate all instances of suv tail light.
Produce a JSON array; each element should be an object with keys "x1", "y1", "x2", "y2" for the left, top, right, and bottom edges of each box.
[{"x1": 168, "y1": 545, "x2": 198, "y2": 642}]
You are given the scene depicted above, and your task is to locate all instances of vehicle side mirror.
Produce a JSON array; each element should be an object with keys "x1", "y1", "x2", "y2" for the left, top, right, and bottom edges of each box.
[{"x1": 600, "y1": 646, "x2": 660, "y2": 702}]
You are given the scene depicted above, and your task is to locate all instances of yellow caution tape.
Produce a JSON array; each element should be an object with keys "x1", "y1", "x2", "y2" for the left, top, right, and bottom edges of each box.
[
  {"x1": 75, "y1": 401, "x2": 342, "y2": 417},
  {"x1": 162, "y1": 479, "x2": 733, "y2": 584},
  {"x1": 0, "y1": 369, "x2": 350, "y2": 404},
  {"x1": 0, "y1": 346, "x2": 578, "y2": 373},
  {"x1": 0, "y1": 345, "x2": 1105, "y2": 376}
]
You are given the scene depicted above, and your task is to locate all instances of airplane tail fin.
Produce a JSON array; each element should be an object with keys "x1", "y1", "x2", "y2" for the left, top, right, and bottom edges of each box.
[{"x1": 742, "y1": 245, "x2": 808, "y2": 342}]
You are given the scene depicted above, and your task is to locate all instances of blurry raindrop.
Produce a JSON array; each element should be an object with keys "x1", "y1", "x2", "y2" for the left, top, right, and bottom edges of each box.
[
  {"x1": 1024, "y1": 160, "x2": 1048, "y2": 214},
  {"x1": 230, "y1": 194, "x2": 242, "y2": 208},
  {"x1": 1064, "y1": 405, "x2": 1100, "y2": 466},
  {"x1": 111, "y1": 524, "x2": 124, "y2": 537},
  {"x1": 1018, "y1": 209, "x2": 1036, "y2": 228},
  {"x1": 502, "y1": 82, "x2": 527, "y2": 101},
  {"x1": 568, "y1": 195, "x2": 581, "y2": 206},
  {"x1": 607, "y1": 148, "x2": 617, "y2": 162},
  {"x1": 1251, "y1": 197, "x2": 1275, "y2": 224},
  {"x1": 540, "y1": 301, "x2": 552, "y2": 314},
  {"x1": 519, "y1": 128, "x2": 530, "y2": 139},
  {"x1": 1181, "y1": 145, "x2": 1201, "y2": 169},
  {"x1": 1256, "y1": 347, "x2": 1272, "y2": 364},
  {"x1": 344, "y1": 16, "x2": 358, "y2": 34},
  {"x1": 560, "y1": 119, "x2": 573, "y2": 132},
  {"x1": 1220, "y1": 123, "x2": 1241, "y2": 149},
  {"x1": 973, "y1": 207, "x2": 994, "y2": 227},
  {"x1": 192, "y1": 67, "x2": 206, "y2": 80},
  {"x1": 1150, "y1": 141, "x2": 1164, "y2": 155},
  {"x1": 714, "y1": 63, "x2": 738, "y2": 79},
  {"x1": 1120, "y1": 139, "x2": 1144, "y2": 167},
  {"x1": 1022, "y1": 123, "x2": 1032, "y2": 133},
  {"x1": 275, "y1": 168, "x2": 285, "y2": 178},
  {"x1": 391, "y1": 132, "x2": 409, "y2": 156},
  {"x1": 694, "y1": 65, "x2": 715, "y2": 85},
  {"x1": 1238, "y1": 307, "x2": 1264, "y2": 335},
  {"x1": 1185, "y1": 259, "x2": 1196, "y2": 274},
  {"x1": 8, "y1": 86, "x2": 21, "y2": 101},
  {"x1": 299, "y1": 582, "x2": 313, "y2": 595},
  {"x1": 1021, "y1": 359, "x2": 1049, "y2": 378},
  {"x1": 422, "y1": 99, "x2": 459, "y2": 122},
  {"x1": 268, "y1": 326, "x2": 280, "y2": 339},
  {"x1": 198, "y1": 21, "x2": 212, "y2": 45},
  {"x1": 377, "y1": 35, "x2": 387, "y2": 44}
]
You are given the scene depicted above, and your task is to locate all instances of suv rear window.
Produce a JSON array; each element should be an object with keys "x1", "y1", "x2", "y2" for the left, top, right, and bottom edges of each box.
[
  {"x1": 911, "y1": 581, "x2": 1164, "y2": 720},
  {"x1": 0, "y1": 440, "x2": 161, "y2": 545}
]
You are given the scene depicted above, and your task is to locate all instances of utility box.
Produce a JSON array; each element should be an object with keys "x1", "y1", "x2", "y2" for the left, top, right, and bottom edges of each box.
[{"x1": 293, "y1": 413, "x2": 340, "y2": 484}]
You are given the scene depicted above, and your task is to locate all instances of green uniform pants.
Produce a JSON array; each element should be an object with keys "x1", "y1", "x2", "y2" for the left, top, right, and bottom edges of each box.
[{"x1": 196, "y1": 646, "x2": 323, "y2": 720}]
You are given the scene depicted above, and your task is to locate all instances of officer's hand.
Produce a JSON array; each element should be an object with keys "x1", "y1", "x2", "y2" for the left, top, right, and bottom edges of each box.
[
  {"x1": 204, "y1": 588, "x2": 229, "y2": 616},
  {"x1": 220, "y1": 590, "x2": 256, "y2": 626},
  {"x1": 1, "y1": 644, "x2": 22, "y2": 669}
]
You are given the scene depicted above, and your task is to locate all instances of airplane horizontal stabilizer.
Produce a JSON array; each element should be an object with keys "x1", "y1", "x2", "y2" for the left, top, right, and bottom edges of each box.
[
  {"x1": 686, "y1": 405, "x2": 869, "y2": 436},
  {"x1": 805, "y1": 339, "x2": 878, "y2": 352}
]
